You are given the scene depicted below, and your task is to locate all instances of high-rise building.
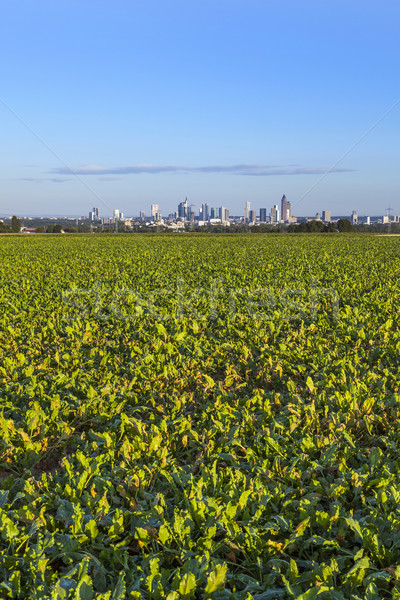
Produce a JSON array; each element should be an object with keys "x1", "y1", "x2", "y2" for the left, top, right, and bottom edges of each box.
[
  {"x1": 113, "y1": 209, "x2": 120, "y2": 221},
  {"x1": 286, "y1": 201, "x2": 292, "y2": 221},
  {"x1": 351, "y1": 210, "x2": 358, "y2": 225},
  {"x1": 271, "y1": 205, "x2": 280, "y2": 223},
  {"x1": 140, "y1": 211, "x2": 146, "y2": 221},
  {"x1": 89, "y1": 207, "x2": 99, "y2": 221},
  {"x1": 244, "y1": 201, "x2": 250, "y2": 222},
  {"x1": 322, "y1": 210, "x2": 331, "y2": 222},
  {"x1": 151, "y1": 204, "x2": 159, "y2": 219},
  {"x1": 178, "y1": 197, "x2": 188, "y2": 220},
  {"x1": 219, "y1": 207, "x2": 229, "y2": 223},
  {"x1": 259, "y1": 208, "x2": 267, "y2": 222},
  {"x1": 249, "y1": 210, "x2": 256, "y2": 223},
  {"x1": 281, "y1": 195, "x2": 288, "y2": 222},
  {"x1": 188, "y1": 206, "x2": 195, "y2": 222},
  {"x1": 201, "y1": 203, "x2": 209, "y2": 221},
  {"x1": 210, "y1": 207, "x2": 218, "y2": 219}
]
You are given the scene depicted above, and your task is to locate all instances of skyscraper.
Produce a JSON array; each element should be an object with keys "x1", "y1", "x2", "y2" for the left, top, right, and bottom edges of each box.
[
  {"x1": 249, "y1": 210, "x2": 256, "y2": 223},
  {"x1": 259, "y1": 208, "x2": 267, "y2": 222},
  {"x1": 151, "y1": 204, "x2": 159, "y2": 218},
  {"x1": 286, "y1": 201, "x2": 291, "y2": 221},
  {"x1": 271, "y1": 205, "x2": 280, "y2": 223},
  {"x1": 244, "y1": 201, "x2": 250, "y2": 222},
  {"x1": 178, "y1": 197, "x2": 188, "y2": 220},
  {"x1": 89, "y1": 206, "x2": 99, "y2": 221},
  {"x1": 281, "y1": 195, "x2": 290, "y2": 222},
  {"x1": 322, "y1": 210, "x2": 331, "y2": 222},
  {"x1": 219, "y1": 207, "x2": 229, "y2": 223},
  {"x1": 201, "y1": 203, "x2": 209, "y2": 221}
]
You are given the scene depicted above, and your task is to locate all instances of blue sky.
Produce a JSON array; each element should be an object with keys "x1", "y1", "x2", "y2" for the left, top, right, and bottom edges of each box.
[{"x1": 1, "y1": 0, "x2": 399, "y2": 217}]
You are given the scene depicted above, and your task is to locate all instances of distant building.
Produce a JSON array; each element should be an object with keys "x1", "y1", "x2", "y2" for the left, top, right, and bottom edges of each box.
[
  {"x1": 351, "y1": 210, "x2": 358, "y2": 225},
  {"x1": 201, "y1": 203, "x2": 209, "y2": 221},
  {"x1": 219, "y1": 206, "x2": 229, "y2": 223},
  {"x1": 151, "y1": 204, "x2": 159, "y2": 218},
  {"x1": 140, "y1": 211, "x2": 146, "y2": 221},
  {"x1": 244, "y1": 201, "x2": 250, "y2": 223},
  {"x1": 271, "y1": 205, "x2": 280, "y2": 223},
  {"x1": 178, "y1": 197, "x2": 188, "y2": 220},
  {"x1": 260, "y1": 208, "x2": 267, "y2": 222},
  {"x1": 210, "y1": 207, "x2": 219, "y2": 219},
  {"x1": 249, "y1": 209, "x2": 256, "y2": 223},
  {"x1": 322, "y1": 210, "x2": 331, "y2": 222},
  {"x1": 89, "y1": 206, "x2": 99, "y2": 221},
  {"x1": 113, "y1": 209, "x2": 123, "y2": 221},
  {"x1": 281, "y1": 194, "x2": 288, "y2": 221}
]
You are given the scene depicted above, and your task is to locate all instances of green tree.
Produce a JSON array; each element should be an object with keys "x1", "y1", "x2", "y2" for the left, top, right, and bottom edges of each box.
[
  {"x1": 337, "y1": 219, "x2": 353, "y2": 232},
  {"x1": 11, "y1": 215, "x2": 21, "y2": 233}
]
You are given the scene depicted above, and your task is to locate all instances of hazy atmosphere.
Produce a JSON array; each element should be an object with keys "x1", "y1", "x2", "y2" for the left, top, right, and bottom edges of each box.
[{"x1": 1, "y1": 0, "x2": 399, "y2": 216}]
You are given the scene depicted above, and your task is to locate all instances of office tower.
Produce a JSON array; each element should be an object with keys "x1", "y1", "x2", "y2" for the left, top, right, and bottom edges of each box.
[
  {"x1": 281, "y1": 195, "x2": 288, "y2": 222},
  {"x1": 89, "y1": 206, "x2": 99, "y2": 221},
  {"x1": 219, "y1": 207, "x2": 229, "y2": 223},
  {"x1": 351, "y1": 210, "x2": 358, "y2": 225},
  {"x1": 286, "y1": 201, "x2": 292, "y2": 221},
  {"x1": 140, "y1": 211, "x2": 146, "y2": 221},
  {"x1": 178, "y1": 197, "x2": 189, "y2": 220},
  {"x1": 244, "y1": 201, "x2": 250, "y2": 222},
  {"x1": 113, "y1": 209, "x2": 120, "y2": 221},
  {"x1": 201, "y1": 203, "x2": 209, "y2": 221},
  {"x1": 210, "y1": 207, "x2": 218, "y2": 219},
  {"x1": 260, "y1": 208, "x2": 267, "y2": 222},
  {"x1": 151, "y1": 204, "x2": 159, "y2": 219},
  {"x1": 322, "y1": 210, "x2": 331, "y2": 222},
  {"x1": 249, "y1": 210, "x2": 256, "y2": 223},
  {"x1": 271, "y1": 205, "x2": 280, "y2": 223}
]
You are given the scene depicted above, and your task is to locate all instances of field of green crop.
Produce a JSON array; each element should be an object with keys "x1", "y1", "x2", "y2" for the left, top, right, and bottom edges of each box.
[{"x1": 1, "y1": 234, "x2": 400, "y2": 599}]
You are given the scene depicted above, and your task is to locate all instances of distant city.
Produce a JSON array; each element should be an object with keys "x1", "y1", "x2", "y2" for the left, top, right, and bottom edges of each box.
[
  {"x1": 3, "y1": 194, "x2": 399, "y2": 233},
  {"x1": 83, "y1": 195, "x2": 397, "y2": 228}
]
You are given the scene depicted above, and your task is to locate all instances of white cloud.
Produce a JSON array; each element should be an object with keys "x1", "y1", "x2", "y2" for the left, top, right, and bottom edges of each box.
[{"x1": 51, "y1": 163, "x2": 355, "y2": 176}]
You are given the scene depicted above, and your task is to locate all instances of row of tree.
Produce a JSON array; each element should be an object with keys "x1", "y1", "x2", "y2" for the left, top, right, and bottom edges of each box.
[{"x1": 0, "y1": 216, "x2": 21, "y2": 233}]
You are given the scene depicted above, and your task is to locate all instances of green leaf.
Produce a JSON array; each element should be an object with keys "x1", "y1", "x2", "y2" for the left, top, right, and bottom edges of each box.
[
  {"x1": 158, "y1": 524, "x2": 170, "y2": 544},
  {"x1": 305, "y1": 376, "x2": 314, "y2": 392},
  {"x1": 74, "y1": 579, "x2": 93, "y2": 600},
  {"x1": 178, "y1": 573, "x2": 196, "y2": 597},
  {"x1": 205, "y1": 564, "x2": 227, "y2": 595},
  {"x1": 111, "y1": 573, "x2": 126, "y2": 600}
]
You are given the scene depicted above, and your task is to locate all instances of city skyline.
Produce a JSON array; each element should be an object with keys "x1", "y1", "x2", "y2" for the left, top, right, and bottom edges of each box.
[{"x1": 1, "y1": 1, "x2": 399, "y2": 217}]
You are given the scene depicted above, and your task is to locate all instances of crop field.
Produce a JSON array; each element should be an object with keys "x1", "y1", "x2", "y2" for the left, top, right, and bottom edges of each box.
[{"x1": 1, "y1": 234, "x2": 400, "y2": 600}]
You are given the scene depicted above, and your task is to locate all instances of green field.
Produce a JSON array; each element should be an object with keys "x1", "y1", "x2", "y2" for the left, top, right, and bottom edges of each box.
[{"x1": 1, "y1": 234, "x2": 400, "y2": 599}]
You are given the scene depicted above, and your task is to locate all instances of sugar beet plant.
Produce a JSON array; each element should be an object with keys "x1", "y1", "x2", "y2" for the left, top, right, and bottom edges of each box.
[{"x1": 1, "y1": 234, "x2": 400, "y2": 599}]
